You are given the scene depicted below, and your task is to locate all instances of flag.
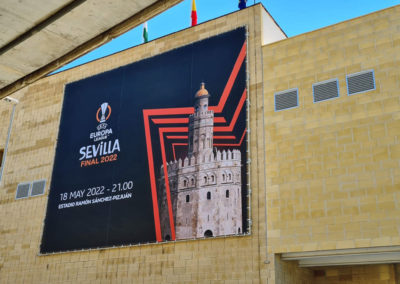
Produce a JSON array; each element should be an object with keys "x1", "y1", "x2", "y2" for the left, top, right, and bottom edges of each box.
[
  {"x1": 143, "y1": 22, "x2": 148, "y2": 43},
  {"x1": 238, "y1": 0, "x2": 247, "y2": 10},
  {"x1": 191, "y1": 0, "x2": 197, "y2": 26}
]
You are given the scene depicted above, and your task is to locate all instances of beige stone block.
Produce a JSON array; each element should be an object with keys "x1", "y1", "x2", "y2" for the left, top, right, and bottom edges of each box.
[
  {"x1": 354, "y1": 238, "x2": 372, "y2": 248},
  {"x1": 390, "y1": 237, "x2": 400, "y2": 246},
  {"x1": 390, "y1": 144, "x2": 400, "y2": 158},
  {"x1": 371, "y1": 237, "x2": 392, "y2": 247},
  {"x1": 302, "y1": 243, "x2": 318, "y2": 251},
  {"x1": 336, "y1": 240, "x2": 355, "y2": 249},
  {"x1": 268, "y1": 230, "x2": 281, "y2": 238},
  {"x1": 380, "y1": 226, "x2": 399, "y2": 237}
]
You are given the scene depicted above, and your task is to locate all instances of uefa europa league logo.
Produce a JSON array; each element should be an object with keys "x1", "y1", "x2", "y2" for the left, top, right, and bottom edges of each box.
[
  {"x1": 96, "y1": 102, "x2": 112, "y2": 130},
  {"x1": 100, "y1": 102, "x2": 109, "y2": 123}
]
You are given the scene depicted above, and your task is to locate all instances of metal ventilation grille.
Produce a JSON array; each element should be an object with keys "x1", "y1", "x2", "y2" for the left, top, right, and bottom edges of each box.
[
  {"x1": 275, "y1": 89, "x2": 298, "y2": 111},
  {"x1": 347, "y1": 70, "x2": 375, "y2": 95},
  {"x1": 313, "y1": 79, "x2": 339, "y2": 102},
  {"x1": 31, "y1": 180, "x2": 46, "y2": 196},
  {"x1": 16, "y1": 183, "x2": 30, "y2": 199}
]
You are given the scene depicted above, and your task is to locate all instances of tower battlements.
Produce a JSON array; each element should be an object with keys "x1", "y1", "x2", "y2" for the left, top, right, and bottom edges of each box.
[
  {"x1": 161, "y1": 149, "x2": 241, "y2": 172},
  {"x1": 189, "y1": 110, "x2": 214, "y2": 119}
]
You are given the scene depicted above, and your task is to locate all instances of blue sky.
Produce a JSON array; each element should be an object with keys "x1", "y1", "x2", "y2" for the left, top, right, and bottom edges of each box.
[{"x1": 55, "y1": 0, "x2": 400, "y2": 73}]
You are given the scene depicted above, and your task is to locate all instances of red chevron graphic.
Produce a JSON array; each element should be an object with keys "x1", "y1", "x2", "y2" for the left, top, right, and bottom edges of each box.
[{"x1": 143, "y1": 40, "x2": 246, "y2": 242}]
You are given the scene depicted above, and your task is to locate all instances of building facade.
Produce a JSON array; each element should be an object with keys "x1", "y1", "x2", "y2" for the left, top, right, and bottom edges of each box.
[
  {"x1": 158, "y1": 83, "x2": 242, "y2": 240},
  {"x1": 0, "y1": 3, "x2": 399, "y2": 284}
]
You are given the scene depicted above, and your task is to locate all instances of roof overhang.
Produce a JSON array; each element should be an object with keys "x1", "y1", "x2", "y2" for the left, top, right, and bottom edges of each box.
[
  {"x1": 0, "y1": 0, "x2": 183, "y2": 99},
  {"x1": 281, "y1": 246, "x2": 400, "y2": 267}
]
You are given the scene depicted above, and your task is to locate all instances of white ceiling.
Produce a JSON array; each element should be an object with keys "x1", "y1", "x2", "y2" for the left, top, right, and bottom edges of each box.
[{"x1": 0, "y1": 0, "x2": 182, "y2": 97}]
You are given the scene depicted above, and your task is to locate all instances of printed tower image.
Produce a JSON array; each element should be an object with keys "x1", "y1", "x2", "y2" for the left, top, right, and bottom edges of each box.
[{"x1": 158, "y1": 83, "x2": 242, "y2": 240}]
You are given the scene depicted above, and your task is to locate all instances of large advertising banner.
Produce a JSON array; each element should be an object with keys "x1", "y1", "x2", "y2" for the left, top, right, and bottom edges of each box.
[{"x1": 41, "y1": 27, "x2": 248, "y2": 253}]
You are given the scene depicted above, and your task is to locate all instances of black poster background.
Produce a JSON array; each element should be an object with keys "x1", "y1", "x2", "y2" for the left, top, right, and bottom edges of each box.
[{"x1": 41, "y1": 27, "x2": 247, "y2": 253}]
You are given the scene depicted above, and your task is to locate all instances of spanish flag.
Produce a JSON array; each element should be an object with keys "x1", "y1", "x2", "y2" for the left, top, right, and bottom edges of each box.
[{"x1": 191, "y1": 0, "x2": 197, "y2": 26}]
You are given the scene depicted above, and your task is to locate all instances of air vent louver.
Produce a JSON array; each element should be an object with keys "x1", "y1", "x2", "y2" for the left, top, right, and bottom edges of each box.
[
  {"x1": 347, "y1": 70, "x2": 375, "y2": 95},
  {"x1": 313, "y1": 79, "x2": 339, "y2": 102},
  {"x1": 16, "y1": 183, "x2": 30, "y2": 199},
  {"x1": 31, "y1": 180, "x2": 46, "y2": 196},
  {"x1": 274, "y1": 89, "x2": 298, "y2": 111}
]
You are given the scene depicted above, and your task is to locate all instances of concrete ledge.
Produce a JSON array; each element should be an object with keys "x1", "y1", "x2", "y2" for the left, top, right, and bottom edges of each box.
[{"x1": 281, "y1": 246, "x2": 400, "y2": 267}]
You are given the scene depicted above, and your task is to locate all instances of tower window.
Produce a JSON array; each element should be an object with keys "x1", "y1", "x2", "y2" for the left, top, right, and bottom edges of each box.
[
  {"x1": 207, "y1": 191, "x2": 211, "y2": 200},
  {"x1": 226, "y1": 190, "x2": 229, "y2": 198},
  {"x1": 228, "y1": 173, "x2": 232, "y2": 181},
  {"x1": 186, "y1": 195, "x2": 190, "y2": 203},
  {"x1": 183, "y1": 180, "x2": 187, "y2": 187},
  {"x1": 204, "y1": 176, "x2": 207, "y2": 184},
  {"x1": 191, "y1": 178, "x2": 195, "y2": 186},
  {"x1": 204, "y1": 230, "x2": 213, "y2": 237},
  {"x1": 211, "y1": 175, "x2": 215, "y2": 183},
  {"x1": 222, "y1": 174, "x2": 226, "y2": 182}
]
